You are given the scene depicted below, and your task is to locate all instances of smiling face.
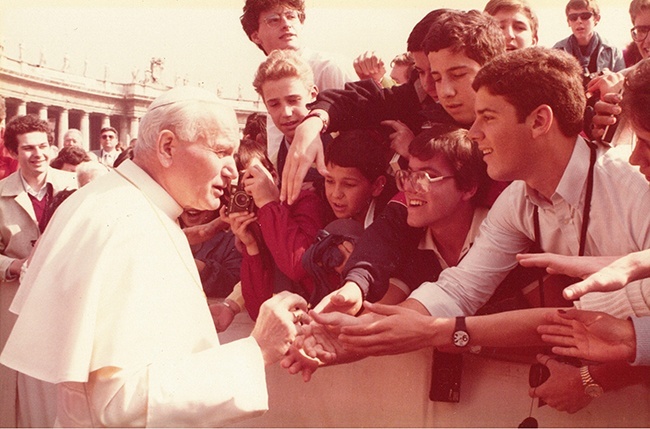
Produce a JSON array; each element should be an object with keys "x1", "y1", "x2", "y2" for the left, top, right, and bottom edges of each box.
[
  {"x1": 468, "y1": 87, "x2": 533, "y2": 183},
  {"x1": 325, "y1": 163, "x2": 384, "y2": 223},
  {"x1": 262, "y1": 76, "x2": 316, "y2": 142},
  {"x1": 428, "y1": 48, "x2": 481, "y2": 126},
  {"x1": 251, "y1": 6, "x2": 303, "y2": 54},
  {"x1": 567, "y1": 7, "x2": 599, "y2": 45},
  {"x1": 404, "y1": 153, "x2": 470, "y2": 229},
  {"x1": 492, "y1": 9, "x2": 537, "y2": 51},
  {"x1": 13, "y1": 131, "x2": 52, "y2": 181}
]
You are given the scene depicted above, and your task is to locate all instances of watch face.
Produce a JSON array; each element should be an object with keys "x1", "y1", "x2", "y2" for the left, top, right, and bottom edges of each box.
[
  {"x1": 453, "y1": 331, "x2": 469, "y2": 347},
  {"x1": 585, "y1": 384, "x2": 603, "y2": 398}
]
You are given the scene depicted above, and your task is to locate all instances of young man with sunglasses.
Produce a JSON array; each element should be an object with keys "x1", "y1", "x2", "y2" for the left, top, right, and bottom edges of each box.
[{"x1": 553, "y1": 0, "x2": 625, "y2": 78}]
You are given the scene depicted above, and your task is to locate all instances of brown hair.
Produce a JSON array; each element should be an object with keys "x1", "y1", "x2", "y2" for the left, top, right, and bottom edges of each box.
[{"x1": 240, "y1": 0, "x2": 306, "y2": 52}]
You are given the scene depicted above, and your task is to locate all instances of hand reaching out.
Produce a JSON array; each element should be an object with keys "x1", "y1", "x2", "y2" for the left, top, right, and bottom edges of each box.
[{"x1": 537, "y1": 309, "x2": 636, "y2": 363}]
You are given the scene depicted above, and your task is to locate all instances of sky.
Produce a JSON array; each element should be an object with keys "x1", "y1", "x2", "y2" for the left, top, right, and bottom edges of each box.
[{"x1": 0, "y1": 0, "x2": 633, "y2": 101}]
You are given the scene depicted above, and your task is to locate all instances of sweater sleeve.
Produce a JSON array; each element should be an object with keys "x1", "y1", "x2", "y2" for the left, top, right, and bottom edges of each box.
[{"x1": 256, "y1": 190, "x2": 325, "y2": 283}]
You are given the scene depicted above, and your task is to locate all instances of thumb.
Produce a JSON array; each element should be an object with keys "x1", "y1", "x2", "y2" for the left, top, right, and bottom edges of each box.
[{"x1": 380, "y1": 119, "x2": 399, "y2": 131}]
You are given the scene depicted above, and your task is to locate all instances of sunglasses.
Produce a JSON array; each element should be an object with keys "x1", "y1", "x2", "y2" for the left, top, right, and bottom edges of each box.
[
  {"x1": 101, "y1": 134, "x2": 116, "y2": 140},
  {"x1": 567, "y1": 12, "x2": 594, "y2": 22}
]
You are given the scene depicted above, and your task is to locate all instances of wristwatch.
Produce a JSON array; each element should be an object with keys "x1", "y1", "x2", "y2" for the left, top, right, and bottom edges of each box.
[
  {"x1": 580, "y1": 365, "x2": 603, "y2": 398},
  {"x1": 301, "y1": 110, "x2": 329, "y2": 133},
  {"x1": 452, "y1": 316, "x2": 470, "y2": 347}
]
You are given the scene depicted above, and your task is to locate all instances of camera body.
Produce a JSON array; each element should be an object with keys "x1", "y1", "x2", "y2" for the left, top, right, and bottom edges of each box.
[{"x1": 226, "y1": 180, "x2": 255, "y2": 215}]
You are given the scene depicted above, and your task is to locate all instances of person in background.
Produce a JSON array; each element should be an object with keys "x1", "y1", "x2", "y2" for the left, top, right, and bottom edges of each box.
[
  {"x1": 91, "y1": 126, "x2": 122, "y2": 167},
  {"x1": 62, "y1": 128, "x2": 83, "y2": 148},
  {"x1": 624, "y1": 0, "x2": 650, "y2": 67},
  {"x1": 553, "y1": 0, "x2": 625, "y2": 80},
  {"x1": 179, "y1": 208, "x2": 242, "y2": 299},
  {"x1": 50, "y1": 145, "x2": 91, "y2": 172},
  {"x1": 0, "y1": 95, "x2": 18, "y2": 181},
  {"x1": 483, "y1": 0, "x2": 539, "y2": 51},
  {"x1": 389, "y1": 52, "x2": 415, "y2": 85}
]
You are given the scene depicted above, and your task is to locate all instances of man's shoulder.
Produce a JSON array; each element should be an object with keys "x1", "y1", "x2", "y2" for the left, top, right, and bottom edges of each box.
[
  {"x1": 0, "y1": 170, "x2": 22, "y2": 194},
  {"x1": 553, "y1": 37, "x2": 570, "y2": 50},
  {"x1": 597, "y1": 145, "x2": 650, "y2": 192},
  {"x1": 48, "y1": 168, "x2": 78, "y2": 191}
]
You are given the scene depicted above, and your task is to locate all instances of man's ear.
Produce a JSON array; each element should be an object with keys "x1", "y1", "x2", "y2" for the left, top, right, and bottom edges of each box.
[
  {"x1": 157, "y1": 130, "x2": 176, "y2": 168},
  {"x1": 309, "y1": 85, "x2": 319, "y2": 102},
  {"x1": 371, "y1": 175, "x2": 387, "y2": 198},
  {"x1": 527, "y1": 104, "x2": 553, "y2": 139},
  {"x1": 461, "y1": 183, "x2": 478, "y2": 202}
]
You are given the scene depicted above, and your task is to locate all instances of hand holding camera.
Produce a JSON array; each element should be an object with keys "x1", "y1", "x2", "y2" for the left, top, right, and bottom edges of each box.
[{"x1": 241, "y1": 161, "x2": 280, "y2": 209}]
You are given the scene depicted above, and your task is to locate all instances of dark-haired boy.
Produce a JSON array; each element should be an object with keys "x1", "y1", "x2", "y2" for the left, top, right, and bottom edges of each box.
[{"x1": 0, "y1": 115, "x2": 76, "y2": 427}]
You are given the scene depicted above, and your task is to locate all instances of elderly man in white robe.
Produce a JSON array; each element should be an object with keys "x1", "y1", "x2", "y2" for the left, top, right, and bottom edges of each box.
[{"x1": 0, "y1": 87, "x2": 308, "y2": 427}]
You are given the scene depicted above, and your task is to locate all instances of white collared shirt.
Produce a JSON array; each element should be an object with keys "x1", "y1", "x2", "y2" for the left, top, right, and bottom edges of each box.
[{"x1": 410, "y1": 138, "x2": 650, "y2": 319}]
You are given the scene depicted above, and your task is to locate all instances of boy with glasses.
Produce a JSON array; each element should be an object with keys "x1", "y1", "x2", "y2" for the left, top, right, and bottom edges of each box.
[
  {"x1": 240, "y1": 0, "x2": 353, "y2": 169},
  {"x1": 625, "y1": 0, "x2": 650, "y2": 66},
  {"x1": 553, "y1": 0, "x2": 625, "y2": 79}
]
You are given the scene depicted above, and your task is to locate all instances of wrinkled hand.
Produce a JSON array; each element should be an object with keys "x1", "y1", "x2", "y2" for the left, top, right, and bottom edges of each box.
[
  {"x1": 313, "y1": 282, "x2": 363, "y2": 315},
  {"x1": 529, "y1": 354, "x2": 592, "y2": 414},
  {"x1": 280, "y1": 114, "x2": 327, "y2": 205},
  {"x1": 353, "y1": 51, "x2": 386, "y2": 84},
  {"x1": 381, "y1": 119, "x2": 414, "y2": 159},
  {"x1": 208, "y1": 300, "x2": 239, "y2": 333},
  {"x1": 538, "y1": 309, "x2": 636, "y2": 363},
  {"x1": 251, "y1": 291, "x2": 309, "y2": 366},
  {"x1": 516, "y1": 253, "x2": 618, "y2": 299}
]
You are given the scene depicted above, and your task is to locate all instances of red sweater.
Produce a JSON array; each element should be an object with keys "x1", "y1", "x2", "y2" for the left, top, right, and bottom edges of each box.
[{"x1": 241, "y1": 189, "x2": 327, "y2": 319}]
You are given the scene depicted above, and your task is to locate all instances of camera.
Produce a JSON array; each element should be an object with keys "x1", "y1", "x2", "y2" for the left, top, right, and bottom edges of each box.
[{"x1": 225, "y1": 179, "x2": 255, "y2": 215}]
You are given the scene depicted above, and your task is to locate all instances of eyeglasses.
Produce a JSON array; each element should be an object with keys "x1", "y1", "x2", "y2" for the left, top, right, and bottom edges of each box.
[
  {"x1": 632, "y1": 25, "x2": 650, "y2": 42},
  {"x1": 395, "y1": 169, "x2": 454, "y2": 194},
  {"x1": 262, "y1": 10, "x2": 302, "y2": 28},
  {"x1": 567, "y1": 12, "x2": 594, "y2": 22},
  {"x1": 101, "y1": 134, "x2": 115, "y2": 140}
]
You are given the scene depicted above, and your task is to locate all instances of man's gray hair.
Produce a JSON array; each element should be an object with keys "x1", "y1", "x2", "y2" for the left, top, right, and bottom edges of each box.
[{"x1": 135, "y1": 87, "x2": 239, "y2": 159}]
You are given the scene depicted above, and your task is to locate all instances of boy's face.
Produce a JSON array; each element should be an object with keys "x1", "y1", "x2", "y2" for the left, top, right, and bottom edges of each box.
[
  {"x1": 428, "y1": 47, "x2": 481, "y2": 126},
  {"x1": 403, "y1": 153, "x2": 470, "y2": 229},
  {"x1": 262, "y1": 76, "x2": 317, "y2": 142},
  {"x1": 629, "y1": 122, "x2": 650, "y2": 183},
  {"x1": 325, "y1": 162, "x2": 384, "y2": 223},
  {"x1": 12, "y1": 131, "x2": 52, "y2": 178},
  {"x1": 251, "y1": 5, "x2": 303, "y2": 54},
  {"x1": 412, "y1": 51, "x2": 437, "y2": 101},
  {"x1": 566, "y1": 7, "x2": 599, "y2": 43},
  {"x1": 469, "y1": 87, "x2": 532, "y2": 183},
  {"x1": 492, "y1": 9, "x2": 537, "y2": 51},
  {"x1": 633, "y1": 9, "x2": 650, "y2": 60}
]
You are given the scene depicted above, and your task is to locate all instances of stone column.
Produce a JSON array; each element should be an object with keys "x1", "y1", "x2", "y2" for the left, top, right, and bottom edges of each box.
[
  {"x1": 38, "y1": 105, "x2": 48, "y2": 121},
  {"x1": 129, "y1": 117, "x2": 139, "y2": 145},
  {"x1": 101, "y1": 115, "x2": 111, "y2": 129},
  {"x1": 80, "y1": 112, "x2": 90, "y2": 151},
  {"x1": 119, "y1": 119, "x2": 128, "y2": 149},
  {"x1": 17, "y1": 100, "x2": 27, "y2": 116},
  {"x1": 57, "y1": 109, "x2": 69, "y2": 148}
]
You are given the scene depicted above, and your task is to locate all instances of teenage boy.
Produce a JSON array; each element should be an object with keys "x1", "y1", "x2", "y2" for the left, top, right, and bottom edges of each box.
[
  {"x1": 483, "y1": 0, "x2": 539, "y2": 51},
  {"x1": 240, "y1": 0, "x2": 353, "y2": 168},
  {"x1": 309, "y1": 47, "x2": 650, "y2": 414},
  {"x1": 281, "y1": 9, "x2": 506, "y2": 204},
  {"x1": 0, "y1": 115, "x2": 77, "y2": 427},
  {"x1": 553, "y1": 0, "x2": 625, "y2": 78}
]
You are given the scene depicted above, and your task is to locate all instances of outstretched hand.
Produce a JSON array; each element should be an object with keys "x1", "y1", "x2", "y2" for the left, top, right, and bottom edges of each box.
[
  {"x1": 516, "y1": 253, "x2": 619, "y2": 299},
  {"x1": 537, "y1": 309, "x2": 636, "y2": 363},
  {"x1": 313, "y1": 282, "x2": 363, "y2": 315}
]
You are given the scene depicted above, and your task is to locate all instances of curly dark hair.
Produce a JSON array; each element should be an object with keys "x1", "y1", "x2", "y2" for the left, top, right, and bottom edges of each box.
[
  {"x1": 240, "y1": 0, "x2": 305, "y2": 53},
  {"x1": 4, "y1": 115, "x2": 52, "y2": 154}
]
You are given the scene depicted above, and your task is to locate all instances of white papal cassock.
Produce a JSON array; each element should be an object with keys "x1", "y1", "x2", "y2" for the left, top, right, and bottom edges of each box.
[{"x1": 1, "y1": 160, "x2": 268, "y2": 427}]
